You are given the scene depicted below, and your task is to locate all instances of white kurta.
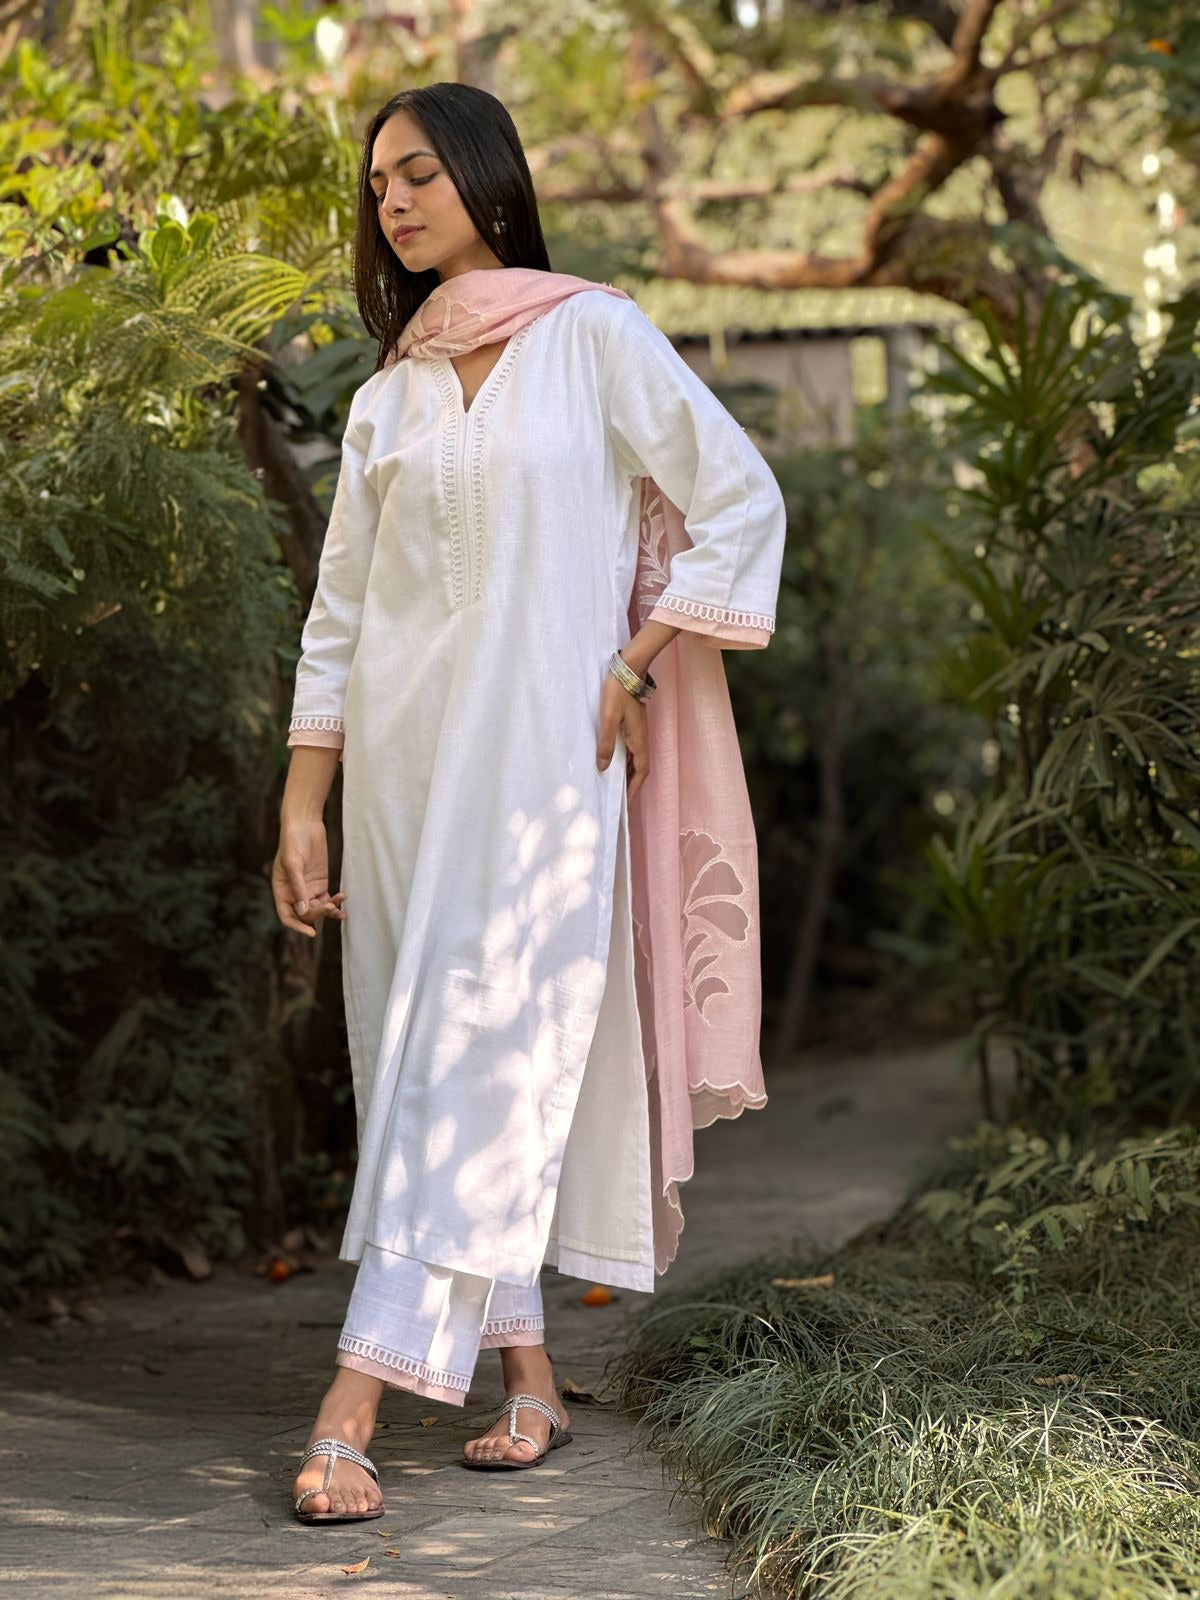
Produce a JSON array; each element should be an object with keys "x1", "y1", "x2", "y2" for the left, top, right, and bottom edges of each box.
[{"x1": 289, "y1": 289, "x2": 785, "y2": 1295}]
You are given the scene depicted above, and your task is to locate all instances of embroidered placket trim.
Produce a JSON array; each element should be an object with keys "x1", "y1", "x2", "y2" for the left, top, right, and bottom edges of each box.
[
  {"x1": 431, "y1": 364, "x2": 469, "y2": 609},
  {"x1": 652, "y1": 593, "x2": 776, "y2": 632},
  {"x1": 431, "y1": 319, "x2": 541, "y2": 612},
  {"x1": 337, "y1": 1335, "x2": 471, "y2": 1392}
]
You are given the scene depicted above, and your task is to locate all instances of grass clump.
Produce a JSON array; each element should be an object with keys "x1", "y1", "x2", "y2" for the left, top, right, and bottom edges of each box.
[{"x1": 612, "y1": 1123, "x2": 1200, "y2": 1599}]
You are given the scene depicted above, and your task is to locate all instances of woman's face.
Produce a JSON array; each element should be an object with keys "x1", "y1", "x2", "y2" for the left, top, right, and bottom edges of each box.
[{"x1": 368, "y1": 108, "x2": 502, "y2": 281}]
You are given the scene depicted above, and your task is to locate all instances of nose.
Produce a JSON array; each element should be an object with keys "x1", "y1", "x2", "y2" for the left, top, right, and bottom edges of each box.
[{"x1": 384, "y1": 178, "x2": 413, "y2": 216}]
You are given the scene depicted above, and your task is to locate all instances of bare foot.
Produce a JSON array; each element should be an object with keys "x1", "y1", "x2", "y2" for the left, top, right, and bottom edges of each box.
[
  {"x1": 292, "y1": 1368, "x2": 386, "y2": 1517},
  {"x1": 463, "y1": 1346, "x2": 570, "y2": 1465}
]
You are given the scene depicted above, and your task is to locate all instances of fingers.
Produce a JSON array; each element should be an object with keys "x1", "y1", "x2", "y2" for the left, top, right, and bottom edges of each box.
[
  {"x1": 275, "y1": 895, "x2": 316, "y2": 938},
  {"x1": 601, "y1": 710, "x2": 651, "y2": 802},
  {"x1": 598, "y1": 672, "x2": 643, "y2": 772},
  {"x1": 596, "y1": 706, "x2": 619, "y2": 771},
  {"x1": 307, "y1": 891, "x2": 348, "y2": 926},
  {"x1": 295, "y1": 892, "x2": 347, "y2": 934},
  {"x1": 272, "y1": 856, "x2": 346, "y2": 938},
  {"x1": 285, "y1": 857, "x2": 310, "y2": 916},
  {"x1": 598, "y1": 671, "x2": 652, "y2": 794},
  {"x1": 625, "y1": 719, "x2": 651, "y2": 801},
  {"x1": 276, "y1": 896, "x2": 345, "y2": 939},
  {"x1": 272, "y1": 859, "x2": 313, "y2": 937}
]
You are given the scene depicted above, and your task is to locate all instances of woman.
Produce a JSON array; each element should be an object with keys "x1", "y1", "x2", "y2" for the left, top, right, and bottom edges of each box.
[{"x1": 274, "y1": 81, "x2": 786, "y2": 1521}]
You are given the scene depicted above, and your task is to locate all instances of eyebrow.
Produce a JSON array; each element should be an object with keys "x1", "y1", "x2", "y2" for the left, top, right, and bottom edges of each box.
[{"x1": 368, "y1": 149, "x2": 438, "y2": 182}]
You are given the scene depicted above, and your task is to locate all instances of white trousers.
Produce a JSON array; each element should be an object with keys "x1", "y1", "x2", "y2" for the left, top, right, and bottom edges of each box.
[{"x1": 336, "y1": 1243, "x2": 545, "y2": 1407}]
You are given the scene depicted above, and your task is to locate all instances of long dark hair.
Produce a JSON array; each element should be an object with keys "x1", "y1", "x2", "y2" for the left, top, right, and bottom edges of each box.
[{"x1": 353, "y1": 83, "x2": 552, "y2": 369}]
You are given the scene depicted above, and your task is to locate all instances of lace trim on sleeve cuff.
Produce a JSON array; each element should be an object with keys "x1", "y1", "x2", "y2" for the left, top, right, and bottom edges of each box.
[
  {"x1": 651, "y1": 593, "x2": 776, "y2": 632},
  {"x1": 288, "y1": 715, "x2": 344, "y2": 751}
]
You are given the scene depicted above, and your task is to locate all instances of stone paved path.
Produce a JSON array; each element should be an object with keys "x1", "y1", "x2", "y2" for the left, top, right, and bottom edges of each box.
[{"x1": 0, "y1": 1041, "x2": 997, "y2": 1599}]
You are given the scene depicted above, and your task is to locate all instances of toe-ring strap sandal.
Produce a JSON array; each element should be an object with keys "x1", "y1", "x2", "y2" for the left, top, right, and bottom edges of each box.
[
  {"x1": 293, "y1": 1436, "x2": 385, "y2": 1524},
  {"x1": 460, "y1": 1392, "x2": 573, "y2": 1471}
]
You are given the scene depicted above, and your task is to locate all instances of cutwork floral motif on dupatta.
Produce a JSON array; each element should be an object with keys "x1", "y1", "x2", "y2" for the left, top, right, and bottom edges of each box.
[{"x1": 624, "y1": 474, "x2": 770, "y2": 1269}]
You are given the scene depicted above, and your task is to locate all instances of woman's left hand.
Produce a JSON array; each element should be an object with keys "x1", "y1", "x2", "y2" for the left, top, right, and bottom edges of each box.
[{"x1": 596, "y1": 669, "x2": 651, "y2": 800}]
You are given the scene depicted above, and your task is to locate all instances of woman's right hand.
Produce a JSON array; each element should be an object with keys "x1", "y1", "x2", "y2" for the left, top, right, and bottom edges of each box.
[{"x1": 272, "y1": 817, "x2": 347, "y2": 938}]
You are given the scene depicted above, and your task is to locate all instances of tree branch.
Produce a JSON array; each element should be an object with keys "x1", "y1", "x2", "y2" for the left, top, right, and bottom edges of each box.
[
  {"x1": 538, "y1": 170, "x2": 874, "y2": 205},
  {"x1": 944, "y1": 0, "x2": 1004, "y2": 87},
  {"x1": 721, "y1": 66, "x2": 1008, "y2": 141},
  {"x1": 650, "y1": 187, "x2": 1021, "y2": 321},
  {"x1": 861, "y1": 131, "x2": 963, "y2": 250},
  {"x1": 624, "y1": 4, "x2": 1056, "y2": 333}
]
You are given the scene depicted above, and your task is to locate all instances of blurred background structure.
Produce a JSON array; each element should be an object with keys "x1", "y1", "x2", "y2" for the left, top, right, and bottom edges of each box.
[{"x1": 1, "y1": 0, "x2": 1198, "y2": 1317}]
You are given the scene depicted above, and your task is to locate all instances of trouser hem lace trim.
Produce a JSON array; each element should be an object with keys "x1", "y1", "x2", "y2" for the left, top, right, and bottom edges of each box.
[{"x1": 336, "y1": 1334, "x2": 470, "y2": 1393}]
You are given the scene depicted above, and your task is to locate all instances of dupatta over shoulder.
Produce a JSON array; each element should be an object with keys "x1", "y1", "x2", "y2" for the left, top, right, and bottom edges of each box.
[{"x1": 391, "y1": 267, "x2": 780, "y2": 1272}]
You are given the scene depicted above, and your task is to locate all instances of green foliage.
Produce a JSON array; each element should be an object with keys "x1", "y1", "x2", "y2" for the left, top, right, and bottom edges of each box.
[
  {"x1": 0, "y1": 21, "x2": 332, "y2": 1298},
  {"x1": 903, "y1": 283, "x2": 1200, "y2": 1118},
  {"x1": 1, "y1": 5, "x2": 357, "y2": 275},
  {"x1": 0, "y1": 203, "x2": 307, "y2": 698},
  {"x1": 905, "y1": 1122, "x2": 1200, "y2": 1327},
  {"x1": 0, "y1": 767, "x2": 270, "y2": 1290},
  {"x1": 613, "y1": 1123, "x2": 1200, "y2": 1599},
  {"x1": 0, "y1": 271, "x2": 289, "y2": 1289},
  {"x1": 732, "y1": 414, "x2": 976, "y2": 1017}
]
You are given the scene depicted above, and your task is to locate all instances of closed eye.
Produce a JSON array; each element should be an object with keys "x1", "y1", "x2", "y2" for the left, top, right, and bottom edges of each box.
[{"x1": 373, "y1": 174, "x2": 436, "y2": 202}]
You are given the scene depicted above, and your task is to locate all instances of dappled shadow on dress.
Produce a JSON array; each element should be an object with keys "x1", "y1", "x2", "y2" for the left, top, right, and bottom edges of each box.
[{"x1": 345, "y1": 770, "x2": 632, "y2": 1287}]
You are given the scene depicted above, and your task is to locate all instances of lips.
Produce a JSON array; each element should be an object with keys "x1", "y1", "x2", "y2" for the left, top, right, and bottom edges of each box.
[{"x1": 392, "y1": 226, "x2": 423, "y2": 244}]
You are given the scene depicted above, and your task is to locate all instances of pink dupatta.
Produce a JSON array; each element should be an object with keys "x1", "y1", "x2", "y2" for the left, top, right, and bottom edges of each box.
[{"x1": 391, "y1": 268, "x2": 769, "y2": 1272}]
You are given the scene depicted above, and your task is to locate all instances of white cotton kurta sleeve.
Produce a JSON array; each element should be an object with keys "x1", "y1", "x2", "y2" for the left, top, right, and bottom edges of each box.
[
  {"x1": 599, "y1": 296, "x2": 787, "y2": 650},
  {"x1": 287, "y1": 400, "x2": 379, "y2": 749}
]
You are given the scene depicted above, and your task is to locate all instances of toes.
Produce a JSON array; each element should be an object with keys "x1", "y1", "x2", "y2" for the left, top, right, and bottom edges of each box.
[
  {"x1": 298, "y1": 1466, "x2": 379, "y2": 1514},
  {"x1": 464, "y1": 1421, "x2": 549, "y2": 1464}
]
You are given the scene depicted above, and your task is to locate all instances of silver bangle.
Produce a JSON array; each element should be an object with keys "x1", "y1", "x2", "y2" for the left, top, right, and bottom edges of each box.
[{"x1": 608, "y1": 651, "x2": 656, "y2": 702}]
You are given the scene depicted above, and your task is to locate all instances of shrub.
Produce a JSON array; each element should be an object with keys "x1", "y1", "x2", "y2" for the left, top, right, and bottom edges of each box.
[
  {"x1": 900, "y1": 284, "x2": 1200, "y2": 1120},
  {"x1": 613, "y1": 1122, "x2": 1200, "y2": 1600},
  {"x1": 0, "y1": 207, "x2": 304, "y2": 1298}
]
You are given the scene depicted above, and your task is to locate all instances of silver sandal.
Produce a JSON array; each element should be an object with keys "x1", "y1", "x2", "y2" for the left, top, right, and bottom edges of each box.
[
  {"x1": 293, "y1": 1436, "x2": 385, "y2": 1524},
  {"x1": 460, "y1": 1392, "x2": 573, "y2": 1471}
]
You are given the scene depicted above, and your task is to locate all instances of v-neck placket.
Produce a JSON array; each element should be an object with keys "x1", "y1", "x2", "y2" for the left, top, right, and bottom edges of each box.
[{"x1": 430, "y1": 318, "x2": 541, "y2": 612}]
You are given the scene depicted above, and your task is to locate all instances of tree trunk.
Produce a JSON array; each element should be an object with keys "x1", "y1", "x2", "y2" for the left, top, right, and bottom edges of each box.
[{"x1": 235, "y1": 365, "x2": 328, "y2": 609}]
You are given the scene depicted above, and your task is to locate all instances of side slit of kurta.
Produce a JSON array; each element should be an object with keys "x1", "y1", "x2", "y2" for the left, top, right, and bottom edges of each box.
[{"x1": 543, "y1": 758, "x2": 655, "y2": 1290}]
